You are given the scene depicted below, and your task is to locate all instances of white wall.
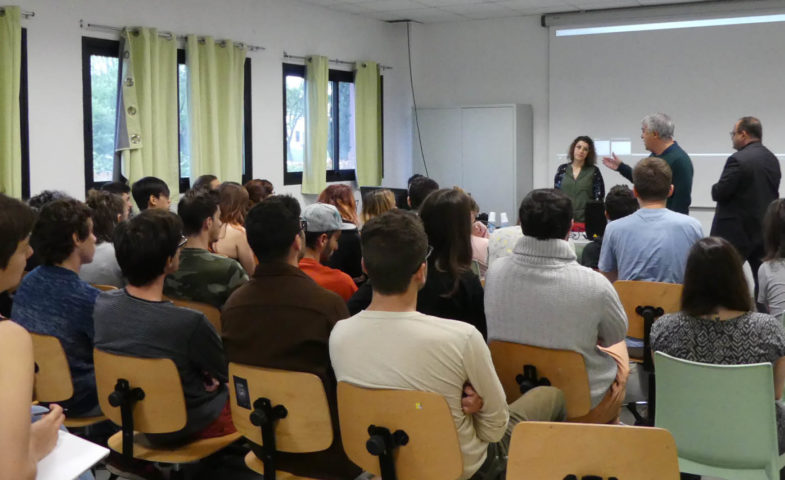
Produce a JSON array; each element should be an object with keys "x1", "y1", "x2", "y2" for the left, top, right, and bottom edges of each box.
[
  {"x1": 20, "y1": 0, "x2": 413, "y2": 204},
  {"x1": 409, "y1": 16, "x2": 550, "y2": 189}
]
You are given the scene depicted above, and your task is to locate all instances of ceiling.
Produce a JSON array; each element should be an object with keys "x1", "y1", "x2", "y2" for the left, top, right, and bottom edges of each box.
[{"x1": 297, "y1": 0, "x2": 714, "y2": 23}]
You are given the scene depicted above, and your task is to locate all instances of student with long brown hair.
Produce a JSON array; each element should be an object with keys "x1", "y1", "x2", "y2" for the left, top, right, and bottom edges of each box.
[
  {"x1": 214, "y1": 182, "x2": 256, "y2": 275},
  {"x1": 318, "y1": 185, "x2": 363, "y2": 282}
]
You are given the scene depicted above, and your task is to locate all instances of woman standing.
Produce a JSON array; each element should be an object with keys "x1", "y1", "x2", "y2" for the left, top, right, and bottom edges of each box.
[{"x1": 554, "y1": 135, "x2": 605, "y2": 229}]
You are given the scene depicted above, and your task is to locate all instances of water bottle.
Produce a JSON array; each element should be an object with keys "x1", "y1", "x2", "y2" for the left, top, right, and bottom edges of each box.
[
  {"x1": 488, "y1": 212, "x2": 496, "y2": 234},
  {"x1": 500, "y1": 212, "x2": 509, "y2": 228}
]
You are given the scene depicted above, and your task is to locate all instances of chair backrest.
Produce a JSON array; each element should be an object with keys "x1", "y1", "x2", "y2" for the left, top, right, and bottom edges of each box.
[
  {"x1": 654, "y1": 351, "x2": 779, "y2": 469},
  {"x1": 488, "y1": 341, "x2": 590, "y2": 419},
  {"x1": 508, "y1": 421, "x2": 680, "y2": 479},
  {"x1": 337, "y1": 382, "x2": 463, "y2": 480},
  {"x1": 92, "y1": 284, "x2": 119, "y2": 292},
  {"x1": 93, "y1": 348, "x2": 187, "y2": 433},
  {"x1": 613, "y1": 280, "x2": 682, "y2": 339},
  {"x1": 165, "y1": 297, "x2": 222, "y2": 334},
  {"x1": 228, "y1": 363, "x2": 333, "y2": 453},
  {"x1": 30, "y1": 333, "x2": 74, "y2": 403}
]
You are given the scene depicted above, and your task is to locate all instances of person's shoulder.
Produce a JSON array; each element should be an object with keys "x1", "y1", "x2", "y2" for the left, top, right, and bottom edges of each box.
[
  {"x1": 0, "y1": 320, "x2": 30, "y2": 340},
  {"x1": 556, "y1": 163, "x2": 569, "y2": 171}
]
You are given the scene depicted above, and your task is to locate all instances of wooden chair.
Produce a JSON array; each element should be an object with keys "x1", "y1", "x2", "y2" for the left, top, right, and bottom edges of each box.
[
  {"x1": 228, "y1": 363, "x2": 331, "y2": 479},
  {"x1": 507, "y1": 421, "x2": 680, "y2": 479},
  {"x1": 92, "y1": 284, "x2": 119, "y2": 292},
  {"x1": 29, "y1": 333, "x2": 107, "y2": 428},
  {"x1": 488, "y1": 341, "x2": 591, "y2": 420},
  {"x1": 613, "y1": 280, "x2": 682, "y2": 423},
  {"x1": 93, "y1": 348, "x2": 241, "y2": 478},
  {"x1": 165, "y1": 296, "x2": 222, "y2": 334},
  {"x1": 337, "y1": 382, "x2": 463, "y2": 480}
]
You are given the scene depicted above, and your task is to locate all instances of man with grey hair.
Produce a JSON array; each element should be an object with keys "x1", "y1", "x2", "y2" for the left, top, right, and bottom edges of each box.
[{"x1": 603, "y1": 113, "x2": 694, "y2": 214}]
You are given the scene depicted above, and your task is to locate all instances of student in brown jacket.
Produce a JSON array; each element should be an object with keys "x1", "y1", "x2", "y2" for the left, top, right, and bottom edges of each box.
[{"x1": 221, "y1": 195, "x2": 361, "y2": 480}]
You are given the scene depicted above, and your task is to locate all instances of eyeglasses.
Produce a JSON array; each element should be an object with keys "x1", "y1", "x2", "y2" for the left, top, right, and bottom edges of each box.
[
  {"x1": 412, "y1": 245, "x2": 434, "y2": 273},
  {"x1": 177, "y1": 236, "x2": 188, "y2": 249},
  {"x1": 300, "y1": 219, "x2": 308, "y2": 232}
]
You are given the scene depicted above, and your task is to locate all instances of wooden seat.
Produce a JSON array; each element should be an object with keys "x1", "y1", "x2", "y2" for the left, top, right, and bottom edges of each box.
[
  {"x1": 228, "y1": 363, "x2": 330, "y2": 480},
  {"x1": 165, "y1": 296, "x2": 222, "y2": 334},
  {"x1": 508, "y1": 421, "x2": 680, "y2": 479},
  {"x1": 94, "y1": 348, "x2": 241, "y2": 467},
  {"x1": 29, "y1": 333, "x2": 107, "y2": 428},
  {"x1": 92, "y1": 284, "x2": 119, "y2": 292},
  {"x1": 488, "y1": 341, "x2": 591, "y2": 420},
  {"x1": 337, "y1": 382, "x2": 463, "y2": 480}
]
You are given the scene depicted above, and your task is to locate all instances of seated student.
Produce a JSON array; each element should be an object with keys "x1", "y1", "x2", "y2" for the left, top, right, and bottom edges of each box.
[
  {"x1": 0, "y1": 194, "x2": 65, "y2": 480},
  {"x1": 13, "y1": 199, "x2": 101, "y2": 417},
  {"x1": 192, "y1": 174, "x2": 220, "y2": 191},
  {"x1": 298, "y1": 203, "x2": 358, "y2": 301},
  {"x1": 94, "y1": 210, "x2": 233, "y2": 446},
  {"x1": 407, "y1": 175, "x2": 439, "y2": 212},
  {"x1": 599, "y1": 157, "x2": 703, "y2": 284},
  {"x1": 214, "y1": 182, "x2": 256, "y2": 275},
  {"x1": 164, "y1": 189, "x2": 248, "y2": 309},
  {"x1": 131, "y1": 176, "x2": 171, "y2": 212},
  {"x1": 244, "y1": 178, "x2": 274, "y2": 206},
  {"x1": 485, "y1": 189, "x2": 629, "y2": 424},
  {"x1": 222, "y1": 196, "x2": 362, "y2": 480},
  {"x1": 330, "y1": 210, "x2": 566, "y2": 480},
  {"x1": 580, "y1": 185, "x2": 638, "y2": 270},
  {"x1": 759, "y1": 199, "x2": 785, "y2": 316},
  {"x1": 318, "y1": 185, "x2": 364, "y2": 283},
  {"x1": 101, "y1": 181, "x2": 133, "y2": 219},
  {"x1": 79, "y1": 190, "x2": 127, "y2": 288}
]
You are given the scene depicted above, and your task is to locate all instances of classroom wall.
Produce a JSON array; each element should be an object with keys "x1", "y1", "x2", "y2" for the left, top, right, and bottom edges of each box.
[{"x1": 20, "y1": 0, "x2": 413, "y2": 204}]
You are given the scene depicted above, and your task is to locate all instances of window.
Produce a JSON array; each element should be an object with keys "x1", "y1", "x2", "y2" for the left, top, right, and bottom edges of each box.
[
  {"x1": 82, "y1": 37, "x2": 253, "y2": 193},
  {"x1": 19, "y1": 28, "x2": 29, "y2": 198},
  {"x1": 283, "y1": 63, "x2": 362, "y2": 185}
]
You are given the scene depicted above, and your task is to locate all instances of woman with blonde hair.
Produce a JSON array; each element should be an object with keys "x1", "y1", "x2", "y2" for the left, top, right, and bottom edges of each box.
[
  {"x1": 318, "y1": 185, "x2": 363, "y2": 282},
  {"x1": 361, "y1": 189, "x2": 396, "y2": 224},
  {"x1": 214, "y1": 182, "x2": 256, "y2": 275}
]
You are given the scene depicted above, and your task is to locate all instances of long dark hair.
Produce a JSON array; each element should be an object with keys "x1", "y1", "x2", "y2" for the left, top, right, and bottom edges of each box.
[
  {"x1": 419, "y1": 188, "x2": 473, "y2": 297},
  {"x1": 681, "y1": 237, "x2": 753, "y2": 316},
  {"x1": 567, "y1": 135, "x2": 597, "y2": 167},
  {"x1": 763, "y1": 199, "x2": 785, "y2": 261}
]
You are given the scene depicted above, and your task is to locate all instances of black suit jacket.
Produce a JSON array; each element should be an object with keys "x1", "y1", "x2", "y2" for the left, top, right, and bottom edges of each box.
[{"x1": 710, "y1": 141, "x2": 781, "y2": 258}]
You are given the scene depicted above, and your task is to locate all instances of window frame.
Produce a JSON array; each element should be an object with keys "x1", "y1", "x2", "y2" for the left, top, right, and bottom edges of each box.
[
  {"x1": 82, "y1": 36, "x2": 253, "y2": 194},
  {"x1": 20, "y1": 28, "x2": 30, "y2": 198},
  {"x1": 283, "y1": 62, "x2": 382, "y2": 186}
]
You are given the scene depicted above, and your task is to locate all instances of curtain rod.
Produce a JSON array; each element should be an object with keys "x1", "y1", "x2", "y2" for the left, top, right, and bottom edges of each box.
[
  {"x1": 0, "y1": 7, "x2": 35, "y2": 18},
  {"x1": 79, "y1": 20, "x2": 265, "y2": 52},
  {"x1": 283, "y1": 52, "x2": 392, "y2": 71}
]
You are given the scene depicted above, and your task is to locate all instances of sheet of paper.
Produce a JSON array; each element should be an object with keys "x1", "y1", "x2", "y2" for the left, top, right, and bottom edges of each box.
[{"x1": 36, "y1": 430, "x2": 109, "y2": 480}]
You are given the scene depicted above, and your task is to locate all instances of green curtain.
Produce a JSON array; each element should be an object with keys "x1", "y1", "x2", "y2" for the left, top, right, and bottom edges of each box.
[
  {"x1": 0, "y1": 6, "x2": 21, "y2": 197},
  {"x1": 354, "y1": 61, "x2": 382, "y2": 186},
  {"x1": 302, "y1": 55, "x2": 328, "y2": 194},
  {"x1": 117, "y1": 27, "x2": 179, "y2": 194},
  {"x1": 186, "y1": 35, "x2": 246, "y2": 184}
]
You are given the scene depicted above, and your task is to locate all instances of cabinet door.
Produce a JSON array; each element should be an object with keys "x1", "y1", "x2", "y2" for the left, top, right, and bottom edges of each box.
[
  {"x1": 412, "y1": 108, "x2": 463, "y2": 190},
  {"x1": 461, "y1": 106, "x2": 516, "y2": 218}
]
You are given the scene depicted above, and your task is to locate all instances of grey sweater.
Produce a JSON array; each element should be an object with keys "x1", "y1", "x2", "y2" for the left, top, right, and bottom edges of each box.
[{"x1": 485, "y1": 236, "x2": 627, "y2": 407}]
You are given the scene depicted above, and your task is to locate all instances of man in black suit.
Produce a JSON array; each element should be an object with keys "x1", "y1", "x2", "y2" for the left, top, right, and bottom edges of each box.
[{"x1": 711, "y1": 116, "x2": 781, "y2": 285}]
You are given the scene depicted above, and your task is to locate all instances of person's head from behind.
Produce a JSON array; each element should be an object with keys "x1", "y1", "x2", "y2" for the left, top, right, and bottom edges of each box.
[
  {"x1": 407, "y1": 174, "x2": 424, "y2": 189},
  {"x1": 114, "y1": 209, "x2": 184, "y2": 287},
  {"x1": 0, "y1": 194, "x2": 36, "y2": 292},
  {"x1": 131, "y1": 176, "x2": 170, "y2": 211},
  {"x1": 219, "y1": 182, "x2": 250, "y2": 226},
  {"x1": 86, "y1": 189, "x2": 126, "y2": 245},
  {"x1": 362, "y1": 189, "x2": 396, "y2": 224},
  {"x1": 632, "y1": 157, "x2": 673, "y2": 203},
  {"x1": 318, "y1": 184, "x2": 358, "y2": 224},
  {"x1": 32, "y1": 199, "x2": 95, "y2": 268},
  {"x1": 101, "y1": 181, "x2": 133, "y2": 218},
  {"x1": 361, "y1": 210, "x2": 429, "y2": 295},
  {"x1": 732, "y1": 116, "x2": 762, "y2": 150},
  {"x1": 178, "y1": 189, "x2": 223, "y2": 244},
  {"x1": 519, "y1": 189, "x2": 573, "y2": 240},
  {"x1": 568, "y1": 135, "x2": 597, "y2": 167},
  {"x1": 192, "y1": 174, "x2": 220, "y2": 191},
  {"x1": 244, "y1": 179, "x2": 274, "y2": 205},
  {"x1": 27, "y1": 190, "x2": 69, "y2": 211},
  {"x1": 407, "y1": 176, "x2": 439, "y2": 211},
  {"x1": 681, "y1": 237, "x2": 752, "y2": 317},
  {"x1": 246, "y1": 195, "x2": 302, "y2": 263},
  {"x1": 604, "y1": 185, "x2": 638, "y2": 221},
  {"x1": 763, "y1": 199, "x2": 785, "y2": 262},
  {"x1": 302, "y1": 203, "x2": 346, "y2": 264},
  {"x1": 419, "y1": 189, "x2": 472, "y2": 295}
]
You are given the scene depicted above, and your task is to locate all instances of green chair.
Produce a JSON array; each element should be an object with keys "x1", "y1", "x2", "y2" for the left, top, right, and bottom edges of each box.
[{"x1": 654, "y1": 351, "x2": 785, "y2": 480}]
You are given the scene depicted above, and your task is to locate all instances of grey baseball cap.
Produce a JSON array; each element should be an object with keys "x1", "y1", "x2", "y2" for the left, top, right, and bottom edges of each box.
[{"x1": 301, "y1": 203, "x2": 355, "y2": 232}]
